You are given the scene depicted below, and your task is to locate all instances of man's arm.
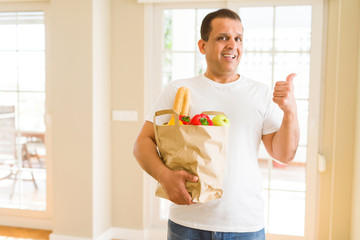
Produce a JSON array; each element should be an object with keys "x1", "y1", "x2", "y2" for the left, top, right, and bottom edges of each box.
[
  {"x1": 262, "y1": 73, "x2": 300, "y2": 163},
  {"x1": 133, "y1": 121, "x2": 198, "y2": 205}
]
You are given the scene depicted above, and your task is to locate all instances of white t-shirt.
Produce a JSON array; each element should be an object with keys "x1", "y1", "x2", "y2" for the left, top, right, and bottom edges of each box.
[{"x1": 145, "y1": 74, "x2": 282, "y2": 232}]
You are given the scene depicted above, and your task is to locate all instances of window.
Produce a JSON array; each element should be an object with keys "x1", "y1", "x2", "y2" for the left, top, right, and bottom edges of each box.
[
  {"x1": 162, "y1": 8, "x2": 217, "y2": 86},
  {"x1": 146, "y1": 1, "x2": 323, "y2": 239},
  {"x1": 0, "y1": 11, "x2": 46, "y2": 211}
]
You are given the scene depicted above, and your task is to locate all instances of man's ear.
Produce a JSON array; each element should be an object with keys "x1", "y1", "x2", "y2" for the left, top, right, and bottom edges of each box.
[{"x1": 198, "y1": 39, "x2": 206, "y2": 54}]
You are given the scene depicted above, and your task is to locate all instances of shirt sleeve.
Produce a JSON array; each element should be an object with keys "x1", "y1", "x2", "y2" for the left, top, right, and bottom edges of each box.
[
  {"x1": 145, "y1": 83, "x2": 178, "y2": 125},
  {"x1": 262, "y1": 88, "x2": 283, "y2": 135}
]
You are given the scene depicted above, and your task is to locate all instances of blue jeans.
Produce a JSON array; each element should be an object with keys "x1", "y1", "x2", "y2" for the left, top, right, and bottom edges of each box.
[{"x1": 168, "y1": 220, "x2": 265, "y2": 240}]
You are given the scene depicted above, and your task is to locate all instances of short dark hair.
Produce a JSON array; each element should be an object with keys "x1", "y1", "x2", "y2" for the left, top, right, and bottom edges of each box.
[{"x1": 200, "y1": 8, "x2": 241, "y2": 41}]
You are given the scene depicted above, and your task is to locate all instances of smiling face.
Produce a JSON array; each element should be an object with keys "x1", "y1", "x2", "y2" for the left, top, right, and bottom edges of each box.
[{"x1": 198, "y1": 17, "x2": 243, "y2": 82}]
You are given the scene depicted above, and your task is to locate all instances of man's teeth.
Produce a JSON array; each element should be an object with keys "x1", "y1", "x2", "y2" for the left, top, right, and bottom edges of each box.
[{"x1": 223, "y1": 54, "x2": 235, "y2": 58}]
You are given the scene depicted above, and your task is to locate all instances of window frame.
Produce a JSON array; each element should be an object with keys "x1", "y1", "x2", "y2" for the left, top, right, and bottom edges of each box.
[
  {"x1": 0, "y1": 2, "x2": 52, "y2": 230},
  {"x1": 144, "y1": 0, "x2": 325, "y2": 239}
]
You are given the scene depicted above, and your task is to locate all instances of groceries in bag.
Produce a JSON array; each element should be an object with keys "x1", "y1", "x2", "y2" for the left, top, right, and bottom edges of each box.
[{"x1": 154, "y1": 87, "x2": 230, "y2": 203}]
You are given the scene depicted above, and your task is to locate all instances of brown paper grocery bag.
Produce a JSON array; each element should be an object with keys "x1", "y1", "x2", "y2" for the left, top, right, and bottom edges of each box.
[{"x1": 153, "y1": 109, "x2": 229, "y2": 203}]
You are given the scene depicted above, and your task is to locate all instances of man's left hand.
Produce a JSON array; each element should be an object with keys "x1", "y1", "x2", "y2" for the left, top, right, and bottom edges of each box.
[{"x1": 273, "y1": 73, "x2": 297, "y2": 114}]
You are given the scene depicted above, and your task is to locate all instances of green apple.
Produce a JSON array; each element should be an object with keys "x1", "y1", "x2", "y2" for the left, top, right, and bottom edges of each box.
[{"x1": 212, "y1": 114, "x2": 230, "y2": 126}]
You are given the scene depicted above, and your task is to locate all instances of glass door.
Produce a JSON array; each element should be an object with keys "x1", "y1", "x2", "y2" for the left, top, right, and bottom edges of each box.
[{"x1": 0, "y1": 11, "x2": 46, "y2": 211}]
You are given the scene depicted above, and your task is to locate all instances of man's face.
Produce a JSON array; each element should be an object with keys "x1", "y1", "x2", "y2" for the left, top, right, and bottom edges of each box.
[{"x1": 198, "y1": 18, "x2": 243, "y2": 78}]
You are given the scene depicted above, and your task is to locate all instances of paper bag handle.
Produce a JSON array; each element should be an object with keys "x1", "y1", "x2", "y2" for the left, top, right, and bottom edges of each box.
[
  {"x1": 153, "y1": 109, "x2": 181, "y2": 126},
  {"x1": 153, "y1": 109, "x2": 180, "y2": 148}
]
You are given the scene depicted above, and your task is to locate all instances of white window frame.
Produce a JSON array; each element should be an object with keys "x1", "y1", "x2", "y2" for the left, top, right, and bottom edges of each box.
[
  {"x1": 0, "y1": 2, "x2": 52, "y2": 230},
  {"x1": 143, "y1": 0, "x2": 325, "y2": 239}
]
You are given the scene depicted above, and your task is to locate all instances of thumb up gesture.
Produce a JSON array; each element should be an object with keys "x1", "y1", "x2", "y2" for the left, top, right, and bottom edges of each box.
[{"x1": 273, "y1": 73, "x2": 297, "y2": 115}]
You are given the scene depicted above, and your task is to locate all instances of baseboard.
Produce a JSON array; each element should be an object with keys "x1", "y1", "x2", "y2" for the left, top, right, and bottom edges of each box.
[{"x1": 49, "y1": 227, "x2": 167, "y2": 240}]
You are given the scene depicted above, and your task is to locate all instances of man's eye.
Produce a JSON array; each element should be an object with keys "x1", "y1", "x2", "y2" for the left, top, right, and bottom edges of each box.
[
  {"x1": 218, "y1": 36, "x2": 227, "y2": 40},
  {"x1": 235, "y1": 37, "x2": 242, "y2": 42}
]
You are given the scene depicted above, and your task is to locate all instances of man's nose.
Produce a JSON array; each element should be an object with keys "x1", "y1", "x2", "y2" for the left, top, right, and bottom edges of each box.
[{"x1": 226, "y1": 38, "x2": 237, "y2": 49}]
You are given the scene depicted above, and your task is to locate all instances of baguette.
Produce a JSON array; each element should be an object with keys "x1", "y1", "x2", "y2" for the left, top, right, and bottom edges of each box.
[
  {"x1": 167, "y1": 87, "x2": 191, "y2": 125},
  {"x1": 173, "y1": 87, "x2": 191, "y2": 116}
]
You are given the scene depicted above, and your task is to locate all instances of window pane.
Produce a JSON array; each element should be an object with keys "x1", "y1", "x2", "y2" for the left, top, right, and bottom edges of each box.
[
  {"x1": 17, "y1": 169, "x2": 46, "y2": 210},
  {"x1": 258, "y1": 142, "x2": 270, "y2": 160},
  {"x1": 259, "y1": 142, "x2": 271, "y2": 191},
  {"x1": 17, "y1": 24, "x2": 45, "y2": 51},
  {"x1": 275, "y1": 6, "x2": 312, "y2": 51},
  {"x1": 274, "y1": 53, "x2": 310, "y2": 99},
  {"x1": 297, "y1": 100, "x2": 309, "y2": 146},
  {"x1": 0, "y1": 131, "x2": 17, "y2": 160},
  {"x1": 239, "y1": 52, "x2": 272, "y2": 87},
  {"x1": 0, "y1": 168, "x2": 21, "y2": 208},
  {"x1": 0, "y1": 92, "x2": 19, "y2": 129},
  {"x1": 0, "y1": 25, "x2": 16, "y2": 50},
  {"x1": 169, "y1": 52, "x2": 195, "y2": 81},
  {"x1": 0, "y1": 52, "x2": 17, "y2": 91},
  {"x1": 293, "y1": 146, "x2": 307, "y2": 164},
  {"x1": 0, "y1": 12, "x2": 44, "y2": 51},
  {"x1": 19, "y1": 93, "x2": 45, "y2": 132},
  {"x1": 239, "y1": 7, "x2": 274, "y2": 51},
  {"x1": 17, "y1": 12, "x2": 44, "y2": 51},
  {"x1": 270, "y1": 163, "x2": 306, "y2": 192},
  {"x1": 18, "y1": 52, "x2": 45, "y2": 91},
  {"x1": 163, "y1": 52, "x2": 196, "y2": 84},
  {"x1": 163, "y1": 52, "x2": 172, "y2": 86},
  {"x1": 22, "y1": 138, "x2": 45, "y2": 170},
  {"x1": 196, "y1": 9, "x2": 218, "y2": 41},
  {"x1": 268, "y1": 190, "x2": 305, "y2": 236},
  {"x1": 0, "y1": 105, "x2": 17, "y2": 162},
  {"x1": 195, "y1": 52, "x2": 206, "y2": 76},
  {"x1": 259, "y1": 157, "x2": 270, "y2": 189},
  {"x1": 163, "y1": 10, "x2": 172, "y2": 51},
  {"x1": 164, "y1": 9, "x2": 195, "y2": 51}
]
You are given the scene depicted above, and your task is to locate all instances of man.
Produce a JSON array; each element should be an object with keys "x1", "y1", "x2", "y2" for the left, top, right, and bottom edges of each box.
[{"x1": 133, "y1": 8, "x2": 299, "y2": 240}]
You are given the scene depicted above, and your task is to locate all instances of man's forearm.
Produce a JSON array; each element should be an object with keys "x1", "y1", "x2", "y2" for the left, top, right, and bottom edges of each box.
[
  {"x1": 270, "y1": 73, "x2": 300, "y2": 163},
  {"x1": 272, "y1": 112, "x2": 300, "y2": 163},
  {"x1": 133, "y1": 136, "x2": 170, "y2": 183}
]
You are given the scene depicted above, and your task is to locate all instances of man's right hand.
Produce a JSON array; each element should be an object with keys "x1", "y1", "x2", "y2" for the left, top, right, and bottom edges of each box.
[{"x1": 160, "y1": 169, "x2": 198, "y2": 205}]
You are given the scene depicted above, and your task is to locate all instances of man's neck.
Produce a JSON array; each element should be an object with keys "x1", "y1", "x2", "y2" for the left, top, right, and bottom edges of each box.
[{"x1": 204, "y1": 71, "x2": 240, "y2": 84}]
